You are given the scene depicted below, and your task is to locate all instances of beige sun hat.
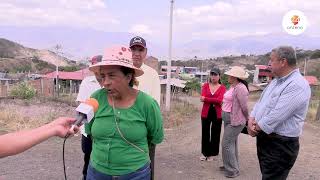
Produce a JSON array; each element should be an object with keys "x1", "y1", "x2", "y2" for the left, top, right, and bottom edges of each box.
[
  {"x1": 224, "y1": 66, "x2": 249, "y2": 80},
  {"x1": 89, "y1": 46, "x2": 144, "y2": 77}
]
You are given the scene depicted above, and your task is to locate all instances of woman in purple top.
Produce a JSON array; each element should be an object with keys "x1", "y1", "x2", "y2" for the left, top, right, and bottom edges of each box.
[{"x1": 220, "y1": 66, "x2": 249, "y2": 178}]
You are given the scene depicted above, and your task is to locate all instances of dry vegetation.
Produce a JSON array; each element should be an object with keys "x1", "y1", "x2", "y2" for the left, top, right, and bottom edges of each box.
[
  {"x1": 0, "y1": 91, "x2": 318, "y2": 133},
  {"x1": 161, "y1": 98, "x2": 199, "y2": 129},
  {"x1": 0, "y1": 94, "x2": 200, "y2": 133},
  {"x1": 0, "y1": 98, "x2": 74, "y2": 132},
  {"x1": 307, "y1": 100, "x2": 320, "y2": 126}
]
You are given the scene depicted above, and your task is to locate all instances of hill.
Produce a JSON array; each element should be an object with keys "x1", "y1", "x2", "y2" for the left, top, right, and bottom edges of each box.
[
  {"x1": 0, "y1": 38, "x2": 76, "y2": 73},
  {"x1": 1, "y1": 26, "x2": 320, "y2": 58},
  {"x1": 160, "y1": 49, "x2": 320, "y2": 79}
]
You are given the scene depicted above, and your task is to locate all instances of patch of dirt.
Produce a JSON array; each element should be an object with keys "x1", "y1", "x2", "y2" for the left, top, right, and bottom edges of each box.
[{"x1": 0, "y1": 97, "x2": 320, "y2": 180}]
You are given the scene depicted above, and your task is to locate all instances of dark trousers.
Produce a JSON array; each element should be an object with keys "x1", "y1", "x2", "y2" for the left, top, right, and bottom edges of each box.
[
  {"x1": 201, "y1": 105, "x2": 222, "y2": 157},
  {"x1": 257, "y1": 132, "x2": 299, "y2": 180},
  {"x1": 82, "y1": 135, "x2": 92, "y2": 180},
  {"x1": 149, "y1": 144, "x2": 156, "y2": 180}
]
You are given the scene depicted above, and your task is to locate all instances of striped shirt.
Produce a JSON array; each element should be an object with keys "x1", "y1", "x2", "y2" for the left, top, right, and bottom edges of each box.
[{"x1": 250, "y1": 69, "x2": 311, "y2": 137}]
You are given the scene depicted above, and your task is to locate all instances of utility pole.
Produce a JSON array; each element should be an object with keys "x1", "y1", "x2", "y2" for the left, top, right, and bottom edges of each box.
[
  {"x1": 201, "y1": 61, "x2": 203, "y2": 83},
  {"x1": 165, "y1": 0, "x2": 174, "y2": 111},
  {"x1": 303, "y1": 58, "x2": 308, "y2": 76},
  {"x1": 54, "y1": 44, "x2": 62, "y2": 97}
]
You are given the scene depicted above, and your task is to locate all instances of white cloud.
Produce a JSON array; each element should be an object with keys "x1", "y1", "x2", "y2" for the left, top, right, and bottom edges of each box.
[
  {"x1": 0, "y1": 1, "x2": 118, "y2": 29},
  {"x1": 172, "y1": 0, "x2": 320, "y2": 40},
  {"x1": 59, "y1": 0, "x2": 106, "y2": 10},
  {"x1": 191, "y1": 5, "x2": 212, "y2": 16},
  {"x1": 129, "y1": 24, "x2": 153, "y2": 35},
  {"x1": 0, "y1": 0, "x2": 319, "y2": 46}
]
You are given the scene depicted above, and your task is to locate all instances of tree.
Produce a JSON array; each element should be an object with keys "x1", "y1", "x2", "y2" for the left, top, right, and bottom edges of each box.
[
  {"x1": 220, "y1": 74, "x2": 230, "y2": 89},
  {"x1": 310, "y1": 50, "x2": 320, "y2": 59},
  {"x1": 184, "y1": 78, "x2": 201, "y2": 94},
  {"x1": 59, "y1": 65, "x2": 80, "y2": 72},
  {"x1": 10, "y1": 82, "x2": 36, "y2": 99}
]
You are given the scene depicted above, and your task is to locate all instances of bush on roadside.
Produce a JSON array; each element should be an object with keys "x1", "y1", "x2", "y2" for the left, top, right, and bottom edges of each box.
[
  {"x1": 184, "y1": 78, "x2": 201, "y2": 94},
  {"x1": 10, "y1": 82, "x2": 36, "y2": 100}
]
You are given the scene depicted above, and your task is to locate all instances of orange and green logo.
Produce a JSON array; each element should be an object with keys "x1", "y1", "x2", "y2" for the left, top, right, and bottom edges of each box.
[
  {"x1": 291, "y1": 15, "x2": 300, "y2": 25},
  {"x1": 282, "y1": 10, "x2": 307, "y2": 35}
]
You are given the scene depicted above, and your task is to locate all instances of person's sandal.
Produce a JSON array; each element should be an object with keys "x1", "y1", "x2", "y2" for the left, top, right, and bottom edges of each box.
[
  {"x1": 199, "y1": 155, "x2": 207, "y2": 161},
  {"x1": 206, "y1": 156, "x2": 215, "y2": 161}
]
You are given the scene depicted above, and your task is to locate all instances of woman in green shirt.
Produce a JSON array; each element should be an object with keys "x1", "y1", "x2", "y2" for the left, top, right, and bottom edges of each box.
[{"x1": 85, "y1": 46, "x2": 164, "y2": 180}]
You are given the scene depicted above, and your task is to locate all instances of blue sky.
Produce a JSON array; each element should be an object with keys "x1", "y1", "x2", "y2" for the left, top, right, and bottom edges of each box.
[{"x1": 0, "y1": 0, "x2": 319, "y2": 58}]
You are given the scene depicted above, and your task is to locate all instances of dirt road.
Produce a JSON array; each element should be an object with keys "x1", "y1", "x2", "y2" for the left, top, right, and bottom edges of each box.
[{"x1": 1, "y1": 97, "x2": 320, "y2": 180}]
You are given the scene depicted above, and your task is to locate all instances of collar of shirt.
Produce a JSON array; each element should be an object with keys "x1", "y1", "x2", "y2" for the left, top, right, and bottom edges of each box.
[
  {"x1": 276, "y1": 69, "x2": 299, "y2": 84},
  {"x1": 140, "y1": 63, "x2": 147, "y2": 70}
]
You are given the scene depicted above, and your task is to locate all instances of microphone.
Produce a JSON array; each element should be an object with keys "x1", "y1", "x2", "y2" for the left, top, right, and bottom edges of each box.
[{"x1": 72, "y1": 98, "x2": 99, "y2": 127}]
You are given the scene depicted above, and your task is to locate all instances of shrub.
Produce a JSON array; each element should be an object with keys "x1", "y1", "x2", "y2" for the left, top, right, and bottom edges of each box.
[
  {"x1": 59, "y1": 65, "x2": 80, "y2": 72},
  {"x1": 310, "y1": 50, "x2": 320, "y2": 59},
  {"x1": 10, "y1": 82, "x2": 36, "y2": 99},
  {"x1": 220, "y1": 74, "x2": 230, "y2": 89},
  {"x1": 184, "y1": 78, "x2": 201, "y2": 94}
]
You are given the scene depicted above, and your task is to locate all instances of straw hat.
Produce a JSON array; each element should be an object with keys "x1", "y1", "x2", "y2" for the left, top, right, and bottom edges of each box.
[
  {"x1": 224, "y1": 66, "x2": 249, "y2": 80},
  {"x1": 89, "y1": 46, "x2": 144, "y2": 77}
]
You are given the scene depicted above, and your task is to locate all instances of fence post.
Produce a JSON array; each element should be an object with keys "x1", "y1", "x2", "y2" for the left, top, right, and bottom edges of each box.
[
  {"x1": 5, "y1": 80, "x2": 9, "y2": 96},
  {"x1": 70, "y1": 80, "x2": 72, "y2": 95},
  {"x1": 316, "y1": 100, "x2": 320, "y2": 121},
  {"x1": 40, "y1": 78, "x2": 44, "y2": 95}
]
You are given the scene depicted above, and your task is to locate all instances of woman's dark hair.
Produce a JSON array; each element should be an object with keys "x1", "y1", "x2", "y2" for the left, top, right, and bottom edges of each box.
[
  {"x1": 208, "y1": 72, "x2": 222, "y2": 84},
  {"x1": 237, "y1": 78, "x2": 249, "y2": 91},
  {"x1": 119, "y1": 66, "x2": 136, "y2": 87}
]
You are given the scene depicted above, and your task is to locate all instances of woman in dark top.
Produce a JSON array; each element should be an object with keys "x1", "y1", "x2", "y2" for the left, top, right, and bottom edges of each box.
[{"x1": 200, "y1": 68, "x2": 226, "y2": 161}]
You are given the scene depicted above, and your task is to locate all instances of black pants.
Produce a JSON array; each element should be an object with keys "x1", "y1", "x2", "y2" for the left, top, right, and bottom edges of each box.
[
  {"x1": 201, "y1": 105, "x2": 222, "y2": 157},
  {"x1": 82, "y1": 135, "x2": 92, "y2": 179},
  {"x1": 149, "y1": 144, "x2": 156, "y2": 180},
  {"x1": 257, "y1": 132, "x2": 299, "y2": 180}
]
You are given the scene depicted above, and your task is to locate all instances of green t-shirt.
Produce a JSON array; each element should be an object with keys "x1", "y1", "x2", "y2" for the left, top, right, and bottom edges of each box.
[{"x1": 85, "y1": 89, "x2": 164, "y2": 175}]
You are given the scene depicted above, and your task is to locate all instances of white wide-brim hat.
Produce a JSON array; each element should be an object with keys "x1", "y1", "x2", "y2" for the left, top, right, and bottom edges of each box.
[
  {"x1": 224, "y1": 66, "x2": 249, "y2": 80},
  {"x1": 89, "y1": 46, "x2": 144, "y2": 77}
]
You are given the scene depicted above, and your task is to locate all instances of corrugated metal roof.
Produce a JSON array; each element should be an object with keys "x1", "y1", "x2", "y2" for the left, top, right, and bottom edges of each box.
[
  {"x1": 255, "y1": 65, "x2": 269, "y2": 70},
  {"x1": 160, "y1": 78, "x2": 186, "y2": 88}
]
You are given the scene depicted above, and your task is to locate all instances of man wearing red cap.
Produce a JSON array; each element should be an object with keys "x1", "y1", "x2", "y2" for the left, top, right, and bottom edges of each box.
[{"x1": 129, "y1": 36, "x2": 161, "y2": 180}]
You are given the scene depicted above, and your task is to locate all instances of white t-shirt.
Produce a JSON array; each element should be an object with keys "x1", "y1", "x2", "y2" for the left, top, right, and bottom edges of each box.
[
  {"x1": 76, "y1": 76, "x2": 101, "y2": 136},
  {"x1": 135, "y1": 63, "x2": 161, "y2": 105}
]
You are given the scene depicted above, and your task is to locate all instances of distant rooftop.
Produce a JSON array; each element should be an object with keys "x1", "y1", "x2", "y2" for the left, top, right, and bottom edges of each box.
[{"x1": 304, "y1": 76, "x2": 319, "y2": 86}]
